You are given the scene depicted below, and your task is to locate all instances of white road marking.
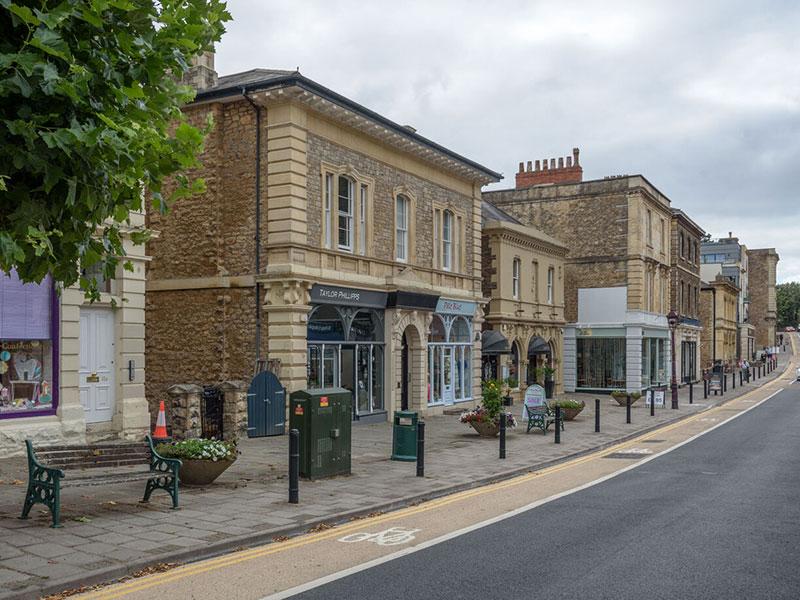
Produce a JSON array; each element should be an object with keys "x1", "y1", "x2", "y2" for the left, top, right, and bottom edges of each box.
[
  {"x1": 338, "y1": 527, "x2": 421, "y2": 546},
  {"x1": 260, "y1": 386, "x2": 787, "y2": 600}
]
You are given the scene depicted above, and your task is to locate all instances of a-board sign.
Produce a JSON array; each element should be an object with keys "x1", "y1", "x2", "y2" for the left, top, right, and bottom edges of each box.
[
  {"x1": 524, "y1": 385, "x2": 546, "y2": 406},
  {"x1": 708, "y1": 374, "x2": 723, "y2": 393},
  {"x1": 645, "y1": 389, "x2": 666, "y2": 407}
]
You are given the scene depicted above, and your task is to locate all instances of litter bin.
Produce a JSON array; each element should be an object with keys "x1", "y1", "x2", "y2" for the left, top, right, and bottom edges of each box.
[
  {"x1": 391, "y1": 411, "x2": 418, "y2": 462},
  {"x1": 289, "y1": 387, "x2": 352, "y2": 479}
]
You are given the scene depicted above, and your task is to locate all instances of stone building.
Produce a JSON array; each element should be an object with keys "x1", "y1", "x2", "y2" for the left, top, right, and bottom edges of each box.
[
  {"x1": 699, "y1": 275, "x2": 740, "y2": 366},
  {"x1": 484, "y1": 150, "x2": 674, "y2": 393},
  {"x1": 700, "y1": 234, "x2": 754, "y2": 360},
  {"x1": 0, "y1": 212, "x2": 150, "y2": 456},
  {"x1": 748, "y1": 248, "x2": 780, "y2": 349},
  {"x1": 670, "y1": 209, "x2": 704, "y2": 384},
  {"x1": 480, "y1": 201, "x2": 567, "y2": 398},
  {"x1": 146, "y1": 56, "x2": 501, "y2": 427}
]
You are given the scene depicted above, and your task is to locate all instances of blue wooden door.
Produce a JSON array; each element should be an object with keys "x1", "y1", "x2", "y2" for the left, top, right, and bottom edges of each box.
[{"x1": 247, "y1": 371, "x2": 286, "y2": 437}]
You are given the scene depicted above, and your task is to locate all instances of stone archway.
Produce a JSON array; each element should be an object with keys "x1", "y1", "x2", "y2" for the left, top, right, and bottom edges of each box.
[
  {"x1": 526, "y1": 335, "x2": 552, "y2": 385},
  {"x1": 400, "y1": 323, "x2": 423, "y2": 411}
]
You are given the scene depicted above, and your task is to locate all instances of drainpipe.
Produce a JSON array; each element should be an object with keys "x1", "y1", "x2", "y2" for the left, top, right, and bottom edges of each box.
[
  {"x1": 711, "y1": 287, "x2": 717, "y2": 363},
  {"x1": 242, "y1": 89, "x2": 262, "y2": 360}
]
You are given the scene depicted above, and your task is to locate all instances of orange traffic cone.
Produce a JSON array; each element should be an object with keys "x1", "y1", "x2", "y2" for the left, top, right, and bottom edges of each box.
[{"x1": 153, "y1": 400, "x2": 169, "y2": 440}]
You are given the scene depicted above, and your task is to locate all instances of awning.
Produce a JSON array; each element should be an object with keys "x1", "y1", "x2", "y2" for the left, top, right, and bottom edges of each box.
[
  {"x1": 528, "y1": 337, "x2": 551, "y2": 354},
  {"x1": 481, "y1": 330, "x2": 511, "y2": 355}
]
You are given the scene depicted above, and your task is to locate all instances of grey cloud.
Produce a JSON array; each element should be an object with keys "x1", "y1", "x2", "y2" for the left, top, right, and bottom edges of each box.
[{"x1": 215, "y1": 0, "x2": 800, "y2": 281}]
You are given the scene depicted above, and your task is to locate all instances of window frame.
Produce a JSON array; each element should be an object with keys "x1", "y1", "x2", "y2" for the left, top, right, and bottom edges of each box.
[
  {"x1": 512, "y1": 258, "x2": 521, "y2": 300},
  {"x1": 442, "y1": 210, "x2": 453, "y2": 272},
  {"x1": 395, "y1": 194, "x2": 409, "y2": 263},
  {"x1": 337, "y1": 175, "x2": 354, "y2": 252},
  {"x1": 546, "y1": 267, "x2": 554, "y2": 305}
]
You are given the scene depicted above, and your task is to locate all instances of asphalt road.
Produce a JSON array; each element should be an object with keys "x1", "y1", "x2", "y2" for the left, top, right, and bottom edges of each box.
[{"x1": 293, "y1": 381, "x2": 800, "y2": 600}]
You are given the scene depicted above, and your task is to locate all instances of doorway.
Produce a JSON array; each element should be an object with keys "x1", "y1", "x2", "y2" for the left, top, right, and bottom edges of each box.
[
  {"x1": 339, "y1": 343, "x2": 384, "y2": 419},
  {"x1": 79, "y1": 307, "x2": 115, "y2": 423}
]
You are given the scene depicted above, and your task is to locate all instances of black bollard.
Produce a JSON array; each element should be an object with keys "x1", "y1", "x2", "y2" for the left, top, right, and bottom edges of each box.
[
  {"x1": 732, "y1": 371, "x2": 736, "y2": 389},
  {"x1": 554, "y1": 406, "x2": 561, "y2": 444},
  {"x1": 595, "y1": 398, "x2": 600, "y2": 432},
  {"x1": 289, "y1": 428, "x2": 299, "y2": 504},
  {"x1": 416, "y1": 421, "x2": 425, "y2": 477},
  {"x1": 739, "y1": 370, "x2": 743, "y2": 386},
  {"x1": 626, "y1": 395, "x2": 632, "y2": 424},
  {"x1": 723, "y1": 373, "x2": 727, "y2": 392},
  {"x1": 650, "y1": 391, "x2": 655, "y2": 416},
  {"x1": 704, "y1": 378, "x2": 708, "y2": 399},
  {"x1": 689, "y1": 381, "x2": 693, "y2": 404},
  {"x1": 499, "y1": 412, "x2": 506, "y2": 459}
]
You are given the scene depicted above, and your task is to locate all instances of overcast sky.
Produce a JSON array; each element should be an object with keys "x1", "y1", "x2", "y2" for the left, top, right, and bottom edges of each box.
[{"x1": 215, "y1": 0, "x2": 799, "y2": 282}]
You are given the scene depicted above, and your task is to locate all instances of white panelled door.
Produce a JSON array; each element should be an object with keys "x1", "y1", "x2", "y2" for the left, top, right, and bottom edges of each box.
[{"x1": 79, "y1": 307, "x2": 115, "y2": 423}]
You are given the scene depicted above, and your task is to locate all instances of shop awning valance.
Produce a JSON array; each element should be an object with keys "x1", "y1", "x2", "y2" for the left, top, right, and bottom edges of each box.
[{"x1": 481, "y1": 330, "x2": 511, "y2": 355}]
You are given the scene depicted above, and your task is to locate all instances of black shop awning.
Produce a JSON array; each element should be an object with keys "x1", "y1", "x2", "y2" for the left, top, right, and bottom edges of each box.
[{"x1": 481, "y1": 330, "x2": 511, "y2": 355}]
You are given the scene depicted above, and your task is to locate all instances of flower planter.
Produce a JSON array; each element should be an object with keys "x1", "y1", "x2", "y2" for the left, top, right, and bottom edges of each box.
[
  {"x1": 469, "y1": 420, "x2": 500, "y2": 437},
  {"x1": 179, "y1": 457, "x2": 236, "y2": 486},
  {"x1": 554, "y1": 401, "x2": 585, "y2": 421},
  {"x1": 612, "y1": 394, "x2": 640, "y2": 407}
]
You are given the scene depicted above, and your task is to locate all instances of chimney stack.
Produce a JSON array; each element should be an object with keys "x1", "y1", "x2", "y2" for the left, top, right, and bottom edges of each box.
[
  {"x1": 183, "y1": 50, "x2": 218, "y2": 90},
  {"x1": 515, "y1": 147, "x2": 583, "y2": 189}
]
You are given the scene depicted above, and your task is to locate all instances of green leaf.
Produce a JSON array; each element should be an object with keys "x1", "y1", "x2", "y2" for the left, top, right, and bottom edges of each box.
[
  {"x1": 121, "y1": 84, "x2": 145, "y2": 99},
  {"x1": 7, "y1": 3, "x2": 41, "y2": 26},
  {"x1": 30, "y1": 28, "x2": 70, "y2": 62}
]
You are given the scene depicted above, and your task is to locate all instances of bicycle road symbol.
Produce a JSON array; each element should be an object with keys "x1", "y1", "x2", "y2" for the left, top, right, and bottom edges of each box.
[{"x1": 337, "y1": 527, "x2": 421, "y2": 546}]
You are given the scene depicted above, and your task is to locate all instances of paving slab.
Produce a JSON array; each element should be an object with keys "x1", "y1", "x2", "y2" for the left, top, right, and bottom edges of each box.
[{"x1": 0, "y1": 350, "x2": 791, "y2": 600}]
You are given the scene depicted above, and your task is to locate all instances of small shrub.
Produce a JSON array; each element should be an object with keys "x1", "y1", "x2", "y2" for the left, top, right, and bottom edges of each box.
[
  {"x1": 156, "y1": 438, "x2": 237, "y2": 462},
  {"x1": 548, "y1": 399, "x2": 584, "y2": 410}
]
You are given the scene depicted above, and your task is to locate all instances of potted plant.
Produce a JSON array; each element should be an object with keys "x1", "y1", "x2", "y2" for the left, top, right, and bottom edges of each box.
[
  {"x1": 503, "y1": 377, "x2": 518, "y2": 406},
  {"x1": 543, "y1": 363, "x2": 556, "y2": 399},
  {"x1": 156, "y1": 438, "x2": 238, "y2": 486},
  {"x1": 548, "y1": 399, "x2": 585, "y2": 421},
  {"x1": 460, "y1": 379, "x2": 517, "y2": 437},
  {"x1": 610, "y1": 390, "x2": 642, "y2": 406}
]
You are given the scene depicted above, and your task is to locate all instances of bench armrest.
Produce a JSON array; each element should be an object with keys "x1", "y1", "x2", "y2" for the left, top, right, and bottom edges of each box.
[
  {"x1": 145, "y1": 435, "x2": 182, "y2": 474},
  {"x1": 24, "y1": 439, "x2": 65, "y2": 483}
]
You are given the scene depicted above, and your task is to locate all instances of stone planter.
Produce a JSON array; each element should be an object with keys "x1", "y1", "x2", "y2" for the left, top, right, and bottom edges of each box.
[
  {"x1": 612, "y1": 394, "x2": 640, "y2": 407},
  {"x1": 552, "y1": 401, "x2": 585, "y2": 421},
  {"x1": 469, "y1": 420, "x2": 500, "y2": 437},
  {"x1": 179, "y1": 457, "x2": 236, "y2": 486}
]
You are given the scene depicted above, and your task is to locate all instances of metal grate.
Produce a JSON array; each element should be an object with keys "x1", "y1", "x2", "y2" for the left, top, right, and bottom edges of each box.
[{"x1": 201, "y1": 386, "x2": 224, "y2": 440}]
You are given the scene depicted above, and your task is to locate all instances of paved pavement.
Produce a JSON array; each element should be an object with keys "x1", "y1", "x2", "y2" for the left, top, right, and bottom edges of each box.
[
  {"x1": 0, "y1": 350, "x2": 791, "y2": 599},
  {"x1": 291, "y1": 368, "x2": 800, "y2": 599}
]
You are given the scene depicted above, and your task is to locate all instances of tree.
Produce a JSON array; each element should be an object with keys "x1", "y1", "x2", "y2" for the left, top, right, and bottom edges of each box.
[
  {"x1": 1, "y1": 0, "x2": 230, "y2": 299},
  {"x1": 777, "y1": 282, "x2": 800, "y2": 329}
]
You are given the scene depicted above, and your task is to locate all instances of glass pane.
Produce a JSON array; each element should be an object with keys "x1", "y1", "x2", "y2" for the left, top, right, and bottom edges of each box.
[
  {"x1": 308, "y1": 306, "x2": 344, "y2": 341},
  {"x1": 323, "y1": 346, "x2": 338, "y2": 387},
  {"x1": 463, "y1": 347, "x2": 471, "y2": 399},
  {"x1": 432, "y1": 346, "x2": 442, "y2": 403},
  {"x1": 371, "y1": 346, "x2": 383, "y2": 411},
  {"x1": 454, "y1": 346, "x2": 463, "y2": 400},
  {"x1": 307, "y1": 345, "x2": 321, "y2": 388},
  {"x1": 429, "y1": 316, "x2": 446, "y2": 343},
  {"x1": 0, "y1": 339, "x2": 54, "y2": 414},
  {"x1": 449, "y1": 317, "x2": 470, "y2": 343},
  {"x1": 356, "y1": 345, "x2": 370, "y2": 414},
  {"x1": 338, "y1": 215, "x2": 350, "y2": 248},
  {"x1": 443, "y1": 347, "x2": 452, "y2": 404},
  {"x1": 350, "y1": 310, "x2": 383, "y2": 342}
]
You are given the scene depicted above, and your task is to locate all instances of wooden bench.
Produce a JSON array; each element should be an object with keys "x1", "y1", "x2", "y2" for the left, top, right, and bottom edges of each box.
[
  {"x1": 21, "y1": 435, "x2": 181, "y2": 528},
  {"x1": 524, "y1": 399, "x2": 564, "y2": 435}
]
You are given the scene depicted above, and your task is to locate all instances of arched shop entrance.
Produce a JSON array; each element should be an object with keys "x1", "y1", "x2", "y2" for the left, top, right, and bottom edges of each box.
[
  {"x1": 306, "y1": 305, "x2": 385, "y2": 420},
  {"x1": 526, "y1": 336, "x2": 552, "y2": 385},
  {"x1": 428, "y1": 315, "x2": 473, "y2": 406},
  {"x1": 481, "y1": 329, "x2": 510, "y2": 380}
]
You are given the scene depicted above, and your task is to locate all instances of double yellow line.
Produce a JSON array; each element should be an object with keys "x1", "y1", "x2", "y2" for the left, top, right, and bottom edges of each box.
[{"x1": 83, "y1": 352, "x2": 795, "y2": 599}]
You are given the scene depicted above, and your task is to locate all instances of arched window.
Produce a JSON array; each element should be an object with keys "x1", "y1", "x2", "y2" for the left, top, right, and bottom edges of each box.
[
  {"x1": 349, "y1": 309, "x2": 383, "y2": 342},
  {"x1": 428, "y1": 315, "x2": 446, "y2": 343},
  {"x1": 449, "y1": 317, "x2": 470, "y2": 343},
  {"x1": 307, "y1": 305, "x2": 344, "y2": 341}
]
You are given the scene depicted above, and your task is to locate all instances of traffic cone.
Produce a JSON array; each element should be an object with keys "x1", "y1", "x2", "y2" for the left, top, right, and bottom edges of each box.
[{"x1": 153, "y1": 400, "x2": 169, "y2": 440}]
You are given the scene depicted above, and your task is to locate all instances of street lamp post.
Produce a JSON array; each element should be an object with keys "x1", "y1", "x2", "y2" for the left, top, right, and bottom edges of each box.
[{"x1": 667, "y1": 310, "x2": 679, "y2": 410}]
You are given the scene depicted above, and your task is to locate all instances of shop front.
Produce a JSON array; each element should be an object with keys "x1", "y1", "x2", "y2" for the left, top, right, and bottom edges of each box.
[
  {"x1": 0, "y1": 271, "x2": 57, "y2": 418},
  {"x1": 574, "y1": 330, "x2": 627, "y2": 390},
  {"x1": 428, "y1": 298, "x2": 476, "y2": 407},
  {"x1": 306, "y1": 284, "x2": 388, "y2": 421}
]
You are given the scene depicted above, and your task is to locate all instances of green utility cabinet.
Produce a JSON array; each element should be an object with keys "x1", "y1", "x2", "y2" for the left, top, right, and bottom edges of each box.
[
  {"x1": 289, "y1": 388, "x2": 352, "y2": 479},
  {"x1": 391, "y1": 411, "x2": 418, "y2": 461}
]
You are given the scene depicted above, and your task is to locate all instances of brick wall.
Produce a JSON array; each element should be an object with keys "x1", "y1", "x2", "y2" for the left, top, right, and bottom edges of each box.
[
  {"x1": 748, "y1": 248, "x2": 779, "y2": 348},
  {"x1": 515, "y1": 148, "x2": 582, "y2": 188}
]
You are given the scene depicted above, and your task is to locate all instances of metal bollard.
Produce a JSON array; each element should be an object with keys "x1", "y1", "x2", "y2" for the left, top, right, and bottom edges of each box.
[
  {"x1": 595, "y1": 398, "x2": 600, "y2": 433},
  {"x1": 732, "y1": 371, "x2": 736, "y2": 389},
  {"x1": 689, "y1": 381, "x2": 693, "y2": 405},
  {"x1": 554, "y1": 406, "x2": 561, "y2": 444},
  {"x1": 289, "y1": 428, "x2": 299, "y2": 504},
  {"x1": 416, "y1": 421, "x2": 425, "y2": 477},
  {"x1": 650, "y1": 390, "x2": 655, "y2": 416},
  {"x1": 704, "y1": 378, "x2": 708, "y2": 399},
  {"x1": 723, "y1": 373, "x2": 727, "y2": 392},
  {"x1": 626, "y1": 395, "x2": 632, "y2": 424},
  {"x1": 499, "y1": 412, "x2": 506, "y2": 459},
  {"x1": 740, "y1": 371, "x2": 743, "y2": 386}
]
